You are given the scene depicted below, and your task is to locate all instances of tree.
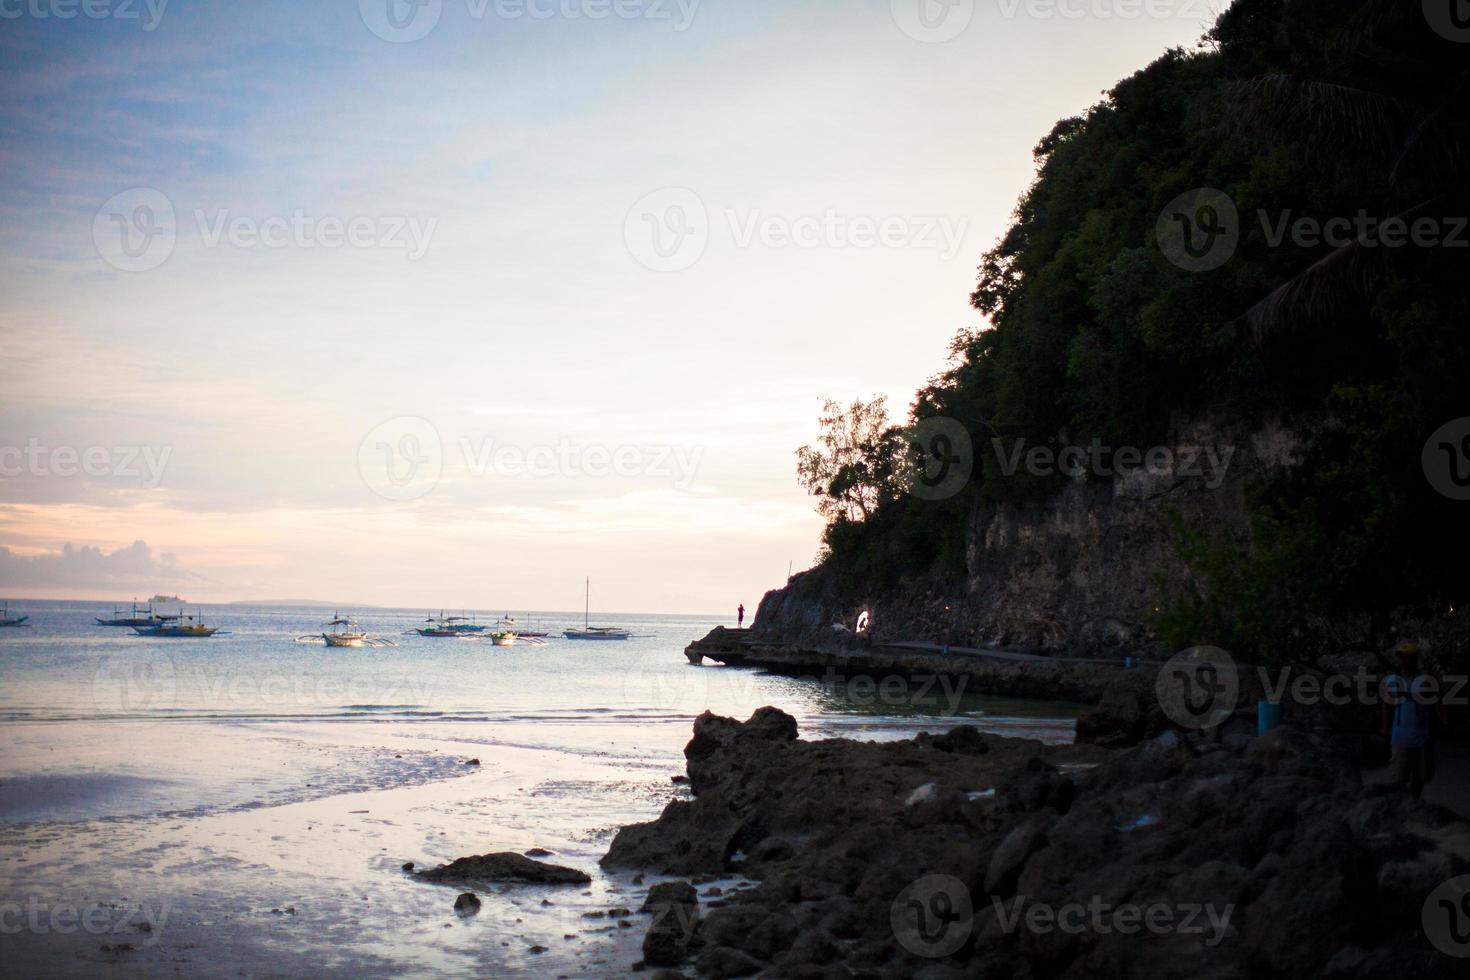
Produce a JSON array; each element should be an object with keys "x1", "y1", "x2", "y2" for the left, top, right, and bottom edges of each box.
[{"x1": 795, "y1": 396, "x2": 903, "y2": 525}]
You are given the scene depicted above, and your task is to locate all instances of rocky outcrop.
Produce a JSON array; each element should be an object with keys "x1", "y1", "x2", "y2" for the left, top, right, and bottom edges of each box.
[
  {"x1": 604, "y1": 708, "x2": 1470, "y2": 978},
  {"x1": 641, "y1": 881, "x2": 702, "y2": 967},
  {"x1": 416, "y1": 852, "x2": 592, "y2": 886},
  {"x1": 755, "y1": 417, "x2": 1299, "y2": 656}
]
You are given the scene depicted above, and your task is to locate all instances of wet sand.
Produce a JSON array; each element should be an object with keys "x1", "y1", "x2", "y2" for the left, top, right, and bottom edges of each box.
[{"x1": 0, "y1": 718, "x2": 714, "y2": 978}]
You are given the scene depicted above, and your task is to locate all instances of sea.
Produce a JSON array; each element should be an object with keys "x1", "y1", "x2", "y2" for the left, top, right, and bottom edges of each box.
[{"x1": 0, "y1": 600, "x2": 1079, "y2": 977}]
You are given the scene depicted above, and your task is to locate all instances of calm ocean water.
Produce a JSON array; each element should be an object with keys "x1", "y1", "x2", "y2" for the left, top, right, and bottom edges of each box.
[
  {"x1": 0, "y1": 600, "x2": 1079, "y2": 977},
  {"x1": 0, "y1": 600, "x2": 1080, "y2": 732}
]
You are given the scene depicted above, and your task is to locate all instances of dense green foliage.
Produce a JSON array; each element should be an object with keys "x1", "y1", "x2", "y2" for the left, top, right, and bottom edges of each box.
[{"x1": 813, "y1": 0, "x2": 1470, "y2": 657}]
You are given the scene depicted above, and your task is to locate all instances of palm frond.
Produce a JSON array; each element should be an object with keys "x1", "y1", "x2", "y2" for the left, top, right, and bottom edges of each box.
[
  {"x1": 1235, "y1": 200, "x2": 1435, "y2": 345},
  {"x1": 1209, "y1": 75, "x2": 1423, "y2": 161}
]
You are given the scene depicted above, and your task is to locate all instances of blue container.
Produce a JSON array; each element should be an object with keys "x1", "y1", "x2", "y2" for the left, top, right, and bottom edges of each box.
[{"x1": 1258, "y1": 700, "x2": 1283, "y2": 735}]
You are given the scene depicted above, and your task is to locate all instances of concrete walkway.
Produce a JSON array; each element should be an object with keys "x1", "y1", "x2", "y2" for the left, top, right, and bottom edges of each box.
[{"x1": 881, "y1": 640, "x2": 1169, "y2": 667}]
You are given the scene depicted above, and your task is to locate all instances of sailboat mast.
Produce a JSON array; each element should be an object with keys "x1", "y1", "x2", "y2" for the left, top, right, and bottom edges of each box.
[{"x1": 585, "y1": 576, "x2": 590, "y2": 628}]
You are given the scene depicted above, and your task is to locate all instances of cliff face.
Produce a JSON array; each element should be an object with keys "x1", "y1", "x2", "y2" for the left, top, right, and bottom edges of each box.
[{"x1": 754, "y1": 417, "x2": 1301, "y2": 656}]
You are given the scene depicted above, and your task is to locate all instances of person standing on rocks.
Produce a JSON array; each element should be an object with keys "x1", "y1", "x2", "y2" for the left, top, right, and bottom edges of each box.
[
  {"x1": 737, "y1": 604, "x2": 745, "y2": 629},
  {"x1": 1382, "y1": 642, "x2": 1442, "y2": 797}
]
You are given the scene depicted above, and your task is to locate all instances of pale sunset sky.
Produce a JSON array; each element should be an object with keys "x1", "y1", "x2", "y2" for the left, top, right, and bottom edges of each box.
[{"x1": 0, "y1": 0, "x2": 1226, "y2": 612}]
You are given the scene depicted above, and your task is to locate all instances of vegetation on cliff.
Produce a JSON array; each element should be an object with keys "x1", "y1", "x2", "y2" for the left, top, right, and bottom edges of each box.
[{"x1": 799, "y1": 0, "x2": 1469, "y2": 660}]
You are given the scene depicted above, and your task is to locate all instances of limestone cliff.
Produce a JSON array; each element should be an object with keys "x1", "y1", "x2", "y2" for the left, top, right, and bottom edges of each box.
[{"x1": 754, "y1": 417, "x2": 1302, "y2": 657}]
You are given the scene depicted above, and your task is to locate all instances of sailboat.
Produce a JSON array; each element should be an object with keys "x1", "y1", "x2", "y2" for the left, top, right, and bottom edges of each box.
[
  {"x1": 0, "y1": 602, "x2": 29, "y2": 627},
  {"x1": 563, "y1": 578, "x2": 631, "y2": 641}
]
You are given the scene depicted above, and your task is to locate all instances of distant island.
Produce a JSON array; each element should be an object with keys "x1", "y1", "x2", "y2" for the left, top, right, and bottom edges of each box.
[{"x1": 222, "y1": 598, "x2": 375, "y2": 608}]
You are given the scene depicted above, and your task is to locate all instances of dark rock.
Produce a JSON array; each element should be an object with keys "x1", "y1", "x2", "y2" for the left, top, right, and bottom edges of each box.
[
  {"x1": 642, "y1": 880, "x2": 700, "y2": 966},
  {"x1": 696, "y1": 945, "x2": 767, "y2": 978},
  {"x1": 931, "y1": 725, "x2": 989, "y2": 755},
  {"x1": 401, "y1": 862, "x2": 415, "y2": 871},
  {"x1": 466, "y1": 758, "x2": 481, "y2": 766},
  {"x1": 453, "y1": 892, "x2": 480, "y2": 914},
  {"x1": 997, "y1": 757, "x2": 1073, "y2": 814},
  {"x1": 750, "y1": 837, "x2": 795, "y2": 863},
  {"x1": 984, "y1": 817, "x2": 1049, "y2": 896},
  {"x1": 641, "y1": 880, "x2": 698, "y2": 913},
  {"x1": 777, "y1": 928, "x2": 839, "y2": 969},
  {"x1": 699, "y1": 905, "x2": 798, "y2": 962},
  {"x1": 525, "y1": 848, "x2": 554, "y2": 858},
  {"x1": 418, "y1": 852, "x2": 591, "y2": 885},
  {"x1": 1076, "y1": 689, "x2": 1144, "y2": 746},
  {"x1": 602, "y1": 711, "x2": 1470, "y2": 978}
]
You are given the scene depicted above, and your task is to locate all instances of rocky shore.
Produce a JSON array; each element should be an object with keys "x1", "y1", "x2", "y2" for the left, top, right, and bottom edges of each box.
[{"x1": 603, "y1": 708, "x2": 1470, "y2": 977}]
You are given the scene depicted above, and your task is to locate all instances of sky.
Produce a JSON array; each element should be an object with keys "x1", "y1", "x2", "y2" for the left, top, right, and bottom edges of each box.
[{"x1": 0, "y1": 0, "x2": 1229, "y2": 613}]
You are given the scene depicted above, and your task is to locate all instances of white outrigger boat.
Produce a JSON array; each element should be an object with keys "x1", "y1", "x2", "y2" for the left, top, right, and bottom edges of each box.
[
  {"x1": 298, "y1": 614, "x2": 396, "y2": 649},
  {"x1": 564, "y1": 578, "x2": 631, "y2": 641},
  {"x1": 0, "y1": 602, "x2": 30, "y2": 628}
]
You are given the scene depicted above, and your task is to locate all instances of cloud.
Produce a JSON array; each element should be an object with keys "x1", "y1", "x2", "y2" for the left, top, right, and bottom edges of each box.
[{"x1": 0, "y1": 540, "x2": 202, "y2": 590}]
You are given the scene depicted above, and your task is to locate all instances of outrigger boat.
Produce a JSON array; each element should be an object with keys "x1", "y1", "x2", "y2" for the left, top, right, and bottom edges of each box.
[
  {"x1": 564, "y1": 578, "x2": 631, "y2": 641},
  {"x1": 497, "y1": 615, "x2": 550, "y2": 639},
  {"x1": 410, "y1": 611, "x2": 493, "y2": 637},
  {"x1": 298, "y1": 614, "x2": 396, "y2": 648},
  {"x1": 0, "y1": 603, "x2": 30, "y2": 628},
  {"x1": 133, "y1": 613, "x2": 224, "y2": 638},
  {"x1": 411, "y1": 623, "x2": 480, "y2": 638},
  {"x1": 96, "y1": 601, "x2": 180, "y2": 628}
]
